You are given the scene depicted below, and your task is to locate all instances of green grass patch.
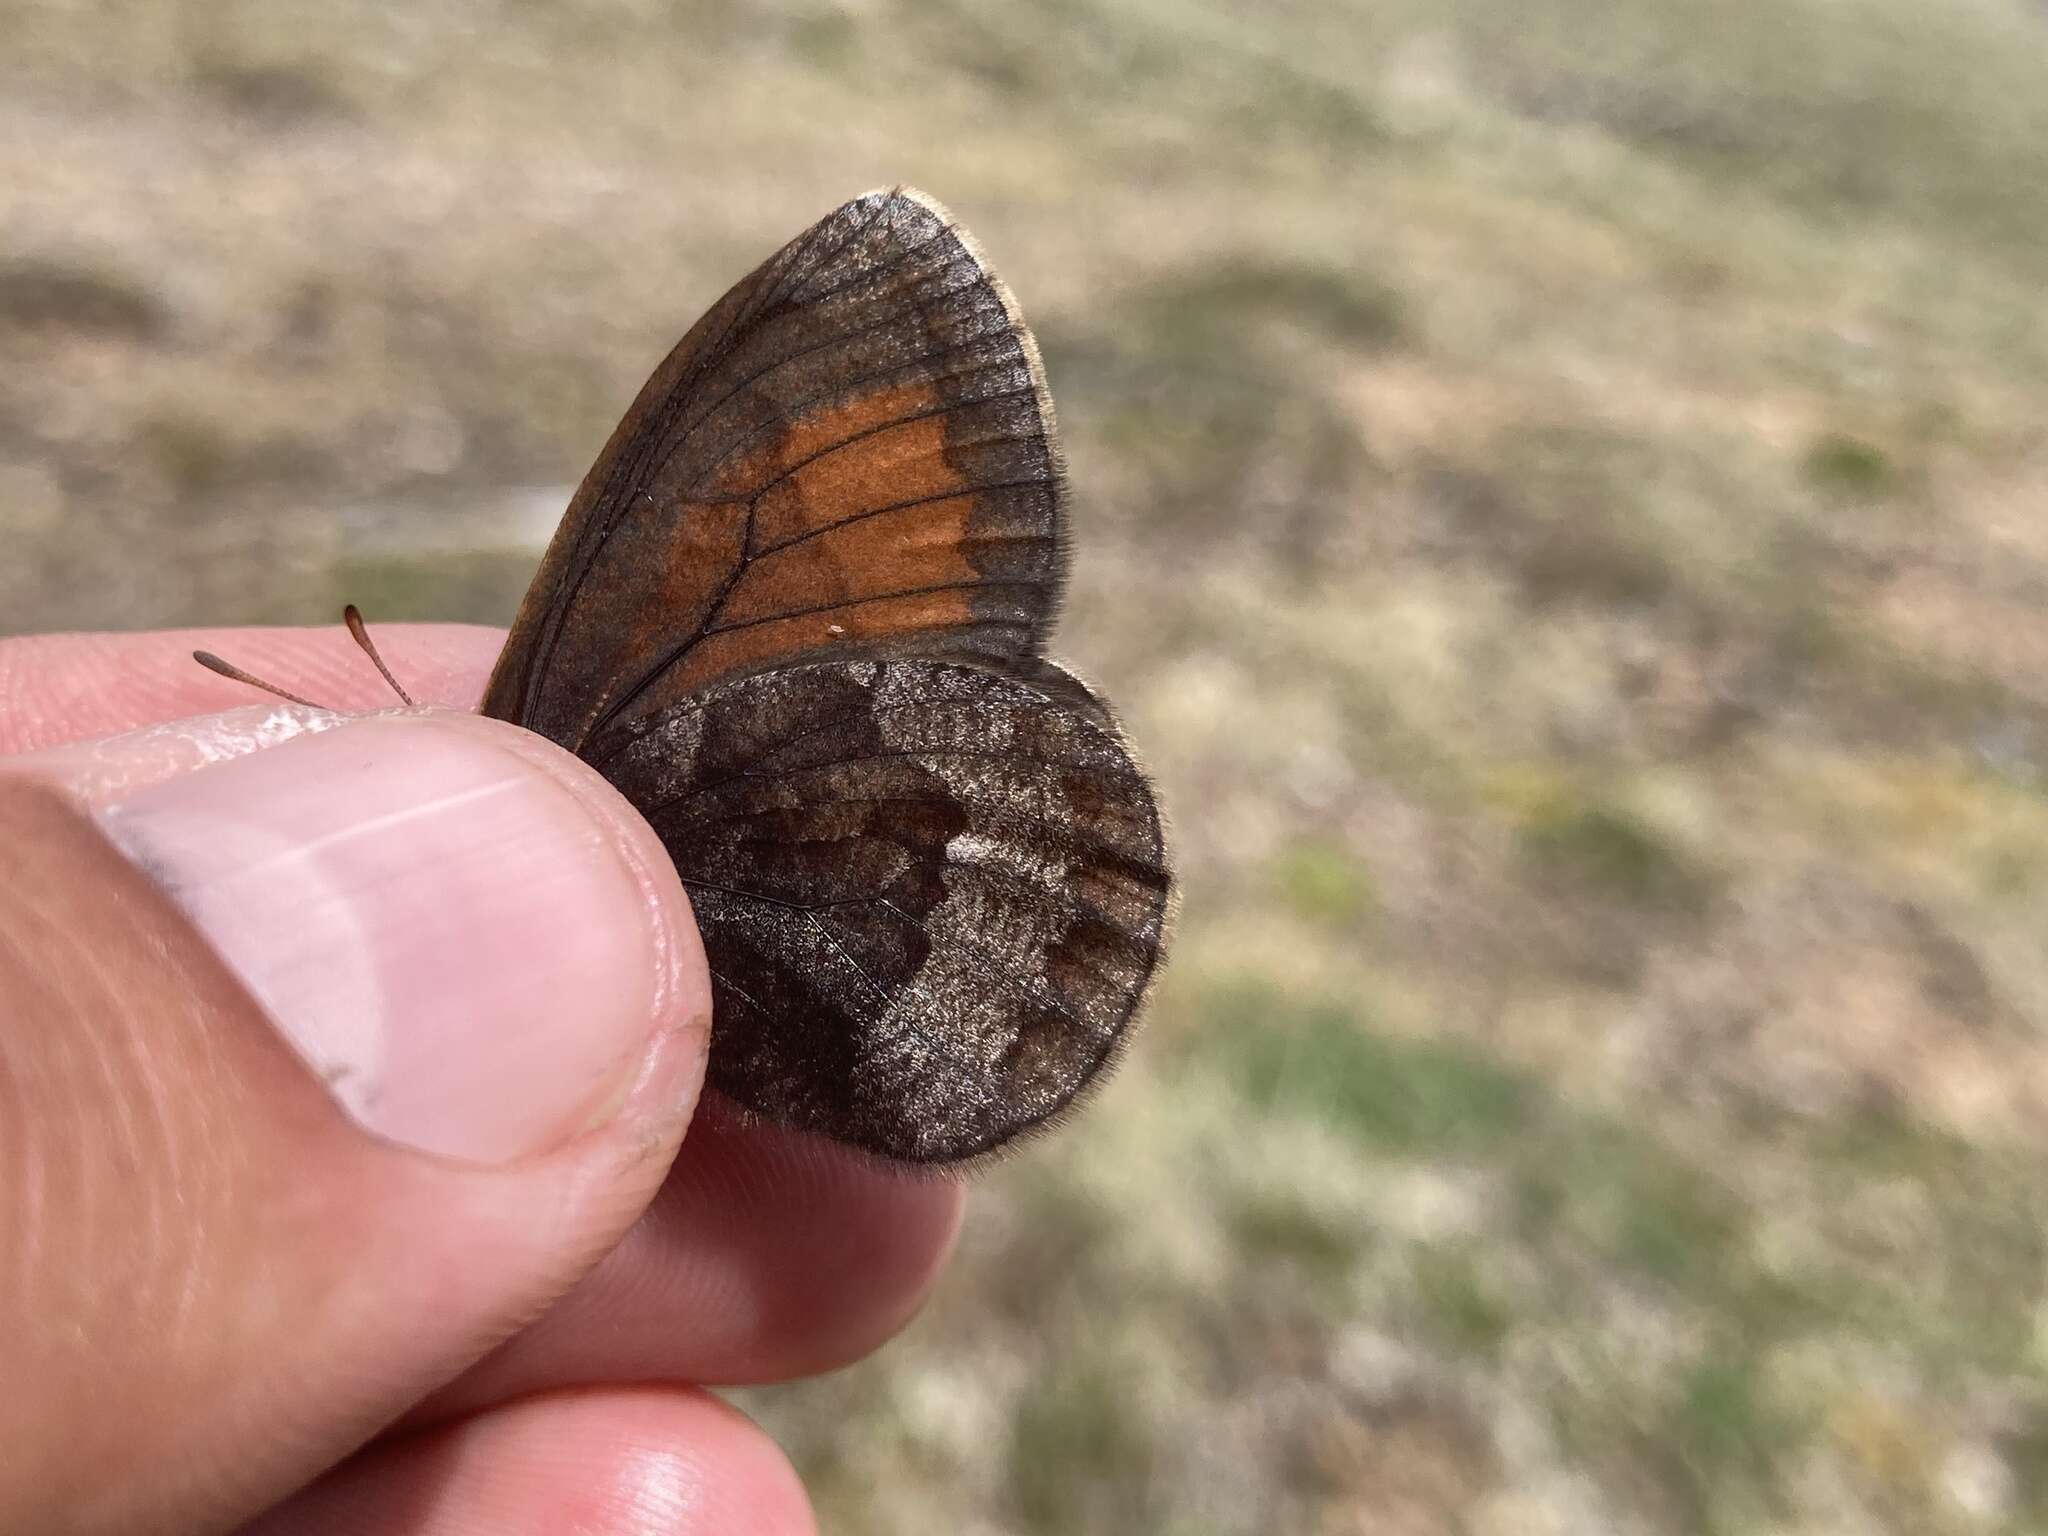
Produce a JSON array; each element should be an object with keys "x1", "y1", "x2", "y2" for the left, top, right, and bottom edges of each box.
[
  {"x1": 1674, "y1": 1354, "x2": 1779, "y2": 1478},
  {"x1": 1142, "y1": 257, "x2": 1406, "y2": 357},
  {"x1": 1043, "y1": 250, "x2": 1392, "y2": 572},
  {"x1": 1802, "y1": 1109, "x2": 2048, "y2": 1373},
  {"x1": 1412, "y1": 1244, "x2": 1512, "y2": 1359},
  {"x1": 134, "y1": 414, "x2": 237, "y2": 501},
  {"x1": 1510, "y1": 1117, "x2": 1744, "y2": 1293},
  {"x1": 2005, "y1": 1405, "x2": 2048, "y2": 1527},
  {"x1": 1225, "y1": 1190, "x2": 1367, "y2": 1285},
  {"x1": 1195, "y1": 982, "x2": 1744, "y2": 1301},
  {"x1": 127, "y1": 412, "x2": 339, "y2": 512},
  {"x1": 1640, "y1": 1349, "x2": 1799, "y2": 1534},
  {"x1": 1006, "y1": 1360, "x2": 1156, "y2": 1535},
  {"x1": 1519, "y1": 802, "x2": 1710, "y2": 914},
  {"x1": 1801, "y1": 433, "x2": 1896, "y2": 498},
  {"x1": 1271, "y1": 841, "x2": 1375, "y2": 928},
  {"x1": 981, "y1": 1176, "x2": 1125, "y2": 1324},
  {"x1": 325, "y1": 549, "x2": 536, "y2": 626},
  {"x1": 1189, "y1": 981, "x2": 1536, "y2": 1155},
  {"x1": 1455, "y1": 0, "x2": 2048, "y2": 281},
  {"x1": 0, "y1": 258, "x2": 168, "y2": 340},
  {"x1": 1454, "y1": 427, "x2": 1699, "y2": 615},
  {"x1": 189, "y1": 51, "x2": 358, "y2": 123}
]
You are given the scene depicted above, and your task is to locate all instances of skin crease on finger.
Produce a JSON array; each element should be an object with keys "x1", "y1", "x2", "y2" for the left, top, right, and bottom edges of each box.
[{"x1": 0, "y1": 626, "x2": 966, "y2": 1412}]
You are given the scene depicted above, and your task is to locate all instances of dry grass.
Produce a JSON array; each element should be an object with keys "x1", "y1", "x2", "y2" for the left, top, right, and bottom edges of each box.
[{"x1": 7, "y1": 0, "x2": 2048, "y2": 1529}]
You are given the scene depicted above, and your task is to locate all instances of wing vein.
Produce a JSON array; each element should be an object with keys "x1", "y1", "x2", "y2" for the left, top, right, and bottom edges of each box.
[
  {"x1": 748, "y1": 475, "x2": 1050, "y2": 560},
  {"x1": 700, "y1": 577, "x2": 1047, "y2": 639},
  {"x1": 682, "y1": 392, "x2": 1040, "y2": 512}
]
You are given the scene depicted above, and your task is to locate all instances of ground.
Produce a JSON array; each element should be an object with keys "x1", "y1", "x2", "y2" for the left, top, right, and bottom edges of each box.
[{"x1": 6, "y1": 1, "x2": 2048, "y2": 1530}]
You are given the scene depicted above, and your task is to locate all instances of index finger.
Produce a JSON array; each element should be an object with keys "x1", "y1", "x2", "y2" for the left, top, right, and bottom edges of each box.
[{"x1": 0, "y1": 625, "x2": 508, "y2": 754}]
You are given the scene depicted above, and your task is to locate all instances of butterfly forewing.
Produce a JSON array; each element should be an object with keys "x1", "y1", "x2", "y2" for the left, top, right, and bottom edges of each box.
[
  {"x1": 482, "y1": 188, "x2": 1067, "y2": 757},
  {"x1": 604, "y1": 656, "x2": 1168, "y2": 1162}
]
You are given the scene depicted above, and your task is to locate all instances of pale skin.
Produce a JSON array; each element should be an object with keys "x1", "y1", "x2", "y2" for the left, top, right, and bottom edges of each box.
[{"x1": 0, "y1": 624, "x2": 964, "y2": 1534}]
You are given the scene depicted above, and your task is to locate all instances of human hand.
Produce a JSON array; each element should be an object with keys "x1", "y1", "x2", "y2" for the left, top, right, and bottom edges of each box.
[{"x1": 0, "y1": 624, "x2": 964, "y2": 1535}]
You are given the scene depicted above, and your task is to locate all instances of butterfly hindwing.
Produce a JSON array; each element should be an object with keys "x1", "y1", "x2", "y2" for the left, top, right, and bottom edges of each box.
[
  {"x1": 601, "y1": 655, "x2": 1169, "y2": 1163},
  {"x1": 481, "y1": 188, "x2": 1068, "y2": 757}
]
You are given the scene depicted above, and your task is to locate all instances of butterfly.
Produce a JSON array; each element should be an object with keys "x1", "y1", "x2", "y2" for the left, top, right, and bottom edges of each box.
[{"x1": 210, "y1": 188, "x2": 1171, "y2": 1164}]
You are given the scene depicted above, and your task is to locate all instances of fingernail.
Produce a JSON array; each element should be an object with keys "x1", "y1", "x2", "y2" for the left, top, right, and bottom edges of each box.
[{"x1": 96, "y1": 711, "x2": 699, "y2": 1164}]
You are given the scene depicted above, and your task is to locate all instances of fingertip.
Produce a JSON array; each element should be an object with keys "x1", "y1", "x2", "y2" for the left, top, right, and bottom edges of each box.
[
  {"x1": 420, "y1": 1111, "x2": 967, "y2": 1422},
  {"x1": 86, "y1": 709, "x2": 705, "y2": 1165},
  {"x1": 658, "y1": 1103, "x2": 968, "y2": 1379},
  {"x1": 245, "y1": 1387, "x2": 815, "y2": 1536},
  {"x1": 445, "y1": 711, "x2": 713, "y2": 1064}
]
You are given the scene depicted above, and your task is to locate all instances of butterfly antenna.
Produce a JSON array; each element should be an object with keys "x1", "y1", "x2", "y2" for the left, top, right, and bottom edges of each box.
[
  {"x1": 191, "y1": 651, "x2": 326, "y2": 710},
  {"x1": 343, "y1": 604, "x2": 416, "y2": 706}
]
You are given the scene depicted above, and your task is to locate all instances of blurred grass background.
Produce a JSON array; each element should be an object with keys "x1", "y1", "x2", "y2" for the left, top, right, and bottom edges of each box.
[{"x1": 7, "y1": 1, "x2": 2048, "y2": 1530}]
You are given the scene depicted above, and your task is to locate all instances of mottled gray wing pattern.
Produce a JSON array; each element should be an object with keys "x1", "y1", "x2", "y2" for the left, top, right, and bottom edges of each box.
[{"x1": 600, "y1": 655, "x2": 1169, "y2": 1162}]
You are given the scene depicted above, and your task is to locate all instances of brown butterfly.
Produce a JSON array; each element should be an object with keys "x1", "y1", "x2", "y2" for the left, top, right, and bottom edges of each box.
[{"x1": 212, "y1": 188, "x2": 1171, "y2": 1164}]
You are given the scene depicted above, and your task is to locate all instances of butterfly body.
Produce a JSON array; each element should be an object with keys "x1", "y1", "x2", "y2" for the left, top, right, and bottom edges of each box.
[{"x1": 481, "y1": 188, "x2": 1169, "y2": 1163}]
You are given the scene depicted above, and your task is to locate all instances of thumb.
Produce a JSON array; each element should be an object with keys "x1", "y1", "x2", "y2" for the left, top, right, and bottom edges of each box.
[{"x1": 0, "y1": 707, "x2": 710, "y2": 1534}]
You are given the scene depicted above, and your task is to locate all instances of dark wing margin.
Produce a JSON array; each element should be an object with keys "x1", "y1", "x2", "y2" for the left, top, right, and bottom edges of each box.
[
  {"x1": 481, "y1": 187, "x2": 1070, "y2": 755},
  {"x1": 602, "y1": 656, "x2": 1170, "y2": 1163}
]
